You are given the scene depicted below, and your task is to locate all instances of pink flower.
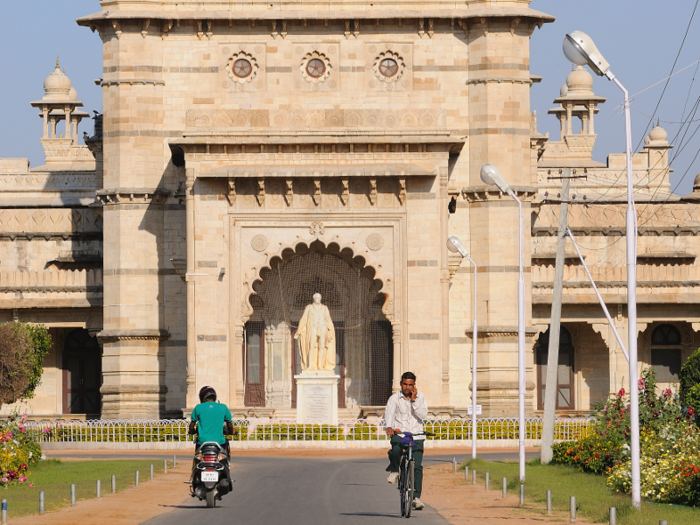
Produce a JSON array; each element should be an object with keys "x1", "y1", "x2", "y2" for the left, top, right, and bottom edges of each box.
[
  {"x1": 18, "y1": 476, "x2": 27, "y2": 483},
  {"x1": 28, "y1": 483, "x2": 33, "y2": 487},
  {"x1": 664, "y1": 389, "x2": 672, "y2": 397},
  {"x1": 618, "y1": 388, "x2": 626, "y2": 397}
]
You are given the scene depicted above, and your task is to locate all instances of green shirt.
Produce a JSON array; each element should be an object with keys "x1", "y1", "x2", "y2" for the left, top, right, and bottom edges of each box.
[{"x1": 191, "y1": 401, "x2": 232, "y2": 445}]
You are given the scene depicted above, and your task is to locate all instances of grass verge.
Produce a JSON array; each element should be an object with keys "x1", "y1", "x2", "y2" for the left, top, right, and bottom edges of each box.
[
  {"x1": 463, "y1": 458, "x2": 699, "y2": 525},
  {"x1": 2, "y1": 459, "x2": 167, "y2": 518}
]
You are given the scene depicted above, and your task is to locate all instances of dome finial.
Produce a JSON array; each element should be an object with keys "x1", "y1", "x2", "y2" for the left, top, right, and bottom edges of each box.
[{"x1": 56, "y1": 56, "x2": 60, "y2": 69}]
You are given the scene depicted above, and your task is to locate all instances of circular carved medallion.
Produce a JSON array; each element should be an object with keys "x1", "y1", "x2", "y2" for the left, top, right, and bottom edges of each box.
[
  {"x1": 250, "y1": 234, "x2": 269, "y2": 252},
  {"x1": 366, "y1": 233, "x2": 384, "y2": 251}
]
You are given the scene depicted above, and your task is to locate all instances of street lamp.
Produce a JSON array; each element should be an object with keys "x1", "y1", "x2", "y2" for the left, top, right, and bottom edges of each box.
[
  {"x1": 563, "y1": 30, "x2": 641, "y2": 509},
  {"x1": 479, "y1": 164, "x2": 526, "y2": 483},
  {"x1": 446, "y1": 236, "x2": 478, "y2": 460}
]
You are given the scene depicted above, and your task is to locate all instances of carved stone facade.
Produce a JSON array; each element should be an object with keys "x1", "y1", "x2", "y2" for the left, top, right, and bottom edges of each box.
[{"x1": 1, "y1": 0, "x2": 699, "y2": 419}]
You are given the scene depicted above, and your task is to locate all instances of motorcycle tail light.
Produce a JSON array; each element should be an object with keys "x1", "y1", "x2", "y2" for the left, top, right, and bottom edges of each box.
[
  {"x1": 203, "y1": 453, "x2": 217, "y2": 462},
  {"x1": 195, "y1": 451, "x2": 202, "y2": 460},
  {"x1": 218, "y1": 453, "x2": 226, "y2": 461}
]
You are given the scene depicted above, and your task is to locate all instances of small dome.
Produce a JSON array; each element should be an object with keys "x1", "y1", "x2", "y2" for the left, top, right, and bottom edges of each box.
[
  {"x1": 43, "y1": 59, "x2": 72, "y2": 100},
  {"x1": 69, "y1": 87, "x2": 78, "y2": 101},
  {"x1": 648, "y1": 124, "x2": 668, "y2": 143},
  {"x1": 560, "y1": 83, "x2": 569, "y2": 97},
  {"x1": 566, "y1": 65, "x2": 594, "y2": 95}
]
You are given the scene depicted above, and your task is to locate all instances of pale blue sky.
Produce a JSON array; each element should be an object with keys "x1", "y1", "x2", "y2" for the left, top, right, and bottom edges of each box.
[{"x1": 1, "y1": 1, "x2": 699, "y2": 195}]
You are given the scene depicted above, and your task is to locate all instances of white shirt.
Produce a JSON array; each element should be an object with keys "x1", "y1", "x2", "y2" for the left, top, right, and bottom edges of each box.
[{"x1": 384, "y1": 391, "x2": 429, "y2": 440}]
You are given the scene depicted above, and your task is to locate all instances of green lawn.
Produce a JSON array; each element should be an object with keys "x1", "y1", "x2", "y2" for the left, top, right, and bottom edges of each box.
[
  {"x1": 463, "y1": 458, "x2": 699, "y2": 525},
  {"x1": 2, "y1": 459, "x2": 168, "y2": 518}
]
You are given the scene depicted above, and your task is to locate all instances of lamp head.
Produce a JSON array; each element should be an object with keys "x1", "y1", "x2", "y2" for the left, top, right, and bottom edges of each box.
[
  {"x1": 446, "y1": 236, "x2": 469, "y2": 258},
  {"x1": 563, "y1": 31, "x2": 611, "y2": 78},
  {"x1": 479, "y1": 164, "x2": 511, "y2": 193}
]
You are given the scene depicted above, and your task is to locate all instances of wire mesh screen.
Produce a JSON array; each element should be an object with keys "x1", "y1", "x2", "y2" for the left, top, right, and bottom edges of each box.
[{"x1": 248, "y1": 241, "x2": 393, "y2": 409}]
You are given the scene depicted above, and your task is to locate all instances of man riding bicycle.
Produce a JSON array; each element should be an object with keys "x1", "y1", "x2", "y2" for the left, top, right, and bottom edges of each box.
[
  {"x1": 384, "y1": 371, "x2": 428, "y2": 511},
  {"x1": 189, "y1": 386, "x2": 235, "y2": 456}
]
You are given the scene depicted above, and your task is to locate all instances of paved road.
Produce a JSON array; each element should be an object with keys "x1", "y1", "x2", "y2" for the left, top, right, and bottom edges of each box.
[{"x1": 142, "y1": 455, "x2": 458, "y2": 525}]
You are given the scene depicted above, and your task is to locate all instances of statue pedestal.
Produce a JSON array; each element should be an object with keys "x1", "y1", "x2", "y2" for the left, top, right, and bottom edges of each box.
[{"x1": 295, "y1": 372, "x2": 340, "y2": 424}]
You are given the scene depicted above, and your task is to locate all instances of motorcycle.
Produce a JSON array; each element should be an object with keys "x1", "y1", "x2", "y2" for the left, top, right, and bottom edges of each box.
[{"x1": 189, "y1": 427, "x2": 233, "y2": 508}]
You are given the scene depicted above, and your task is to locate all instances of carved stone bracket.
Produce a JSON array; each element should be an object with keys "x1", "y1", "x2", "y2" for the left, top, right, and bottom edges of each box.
[
  {"x1": 313, "y1": 178, "x2": 321, "y2": 205},
  {"x1": 95, "y1": 188, "x2": 170, "y2": 205},
  {"x1": 162, "y1": 19, "x2": 173, "y2": 39},
  {"x1": 448, "y1": 252, "x2": 463, "y2": 281},
  {"x1": 170, "y1": 258, "x2": 187, "y2": 282},
  {"x1": 271, "y1": 20, "x2": 278, "y2": 38},
  {"x1": 226, "y1": 178, "x2": 236, "y2": 205},
  {"x1": 256, "y1": 178, "x2": 265, "y2": 206},
  {"x1": 344, "y1": 20, "x2": 350, "y2": 39},
  {"x1": 428, "y1": 18, "x2": 434, "y2": 38},
  {"x1": 369, "y1": 179, "x2": 377, "y2": 205},
  {"x1": 353, "y1": 19, "x2": 360, "y2": 38},
  {"x1": 418, "y1": 18, "x2": 425, "y2": 38},
  {"x1": 398, "y1": 177, "x2": 407, "y2": 205},
  {"x1": 112, "y1": 20, "x2": 122, "y2": 38},
  {"x1": 341, "y1": 178, "x2": 349, "y2": 205},
  {"x1": 285, "y1": 179, "x2": 293, "y2": 206}
]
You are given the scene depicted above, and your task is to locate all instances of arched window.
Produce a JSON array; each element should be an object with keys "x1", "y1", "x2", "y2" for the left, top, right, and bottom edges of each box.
[
  {"x1": 536, "y1": 326, "x2": 574, "y2": 410},
  {"x1": 651, "y1": 324, "x2": 682, "y2": 382},
  {"x1": 62, "y1": 329, "x2": 102, "y2": 415}
]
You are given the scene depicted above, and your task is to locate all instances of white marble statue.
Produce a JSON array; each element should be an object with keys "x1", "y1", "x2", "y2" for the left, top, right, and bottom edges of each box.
[{"x1": 294, "y1": 293, "x2": 336, "y2": 371}]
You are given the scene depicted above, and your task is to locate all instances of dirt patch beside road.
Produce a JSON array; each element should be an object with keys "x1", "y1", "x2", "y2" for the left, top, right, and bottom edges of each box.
[{"x1": 421, "y1": 462, "x2": 591, "y2": 525}]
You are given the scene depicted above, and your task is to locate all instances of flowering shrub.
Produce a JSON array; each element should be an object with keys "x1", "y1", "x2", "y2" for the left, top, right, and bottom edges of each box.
[
  {"x1": 607, "y1": 420, "x2": 700, "y2": 505},
  {"x1": 0, "y1": 413, "x2": 42, "y2": 487},
  {"x1": 552, "y1": 368, "x2": 681, "y2": 474}
]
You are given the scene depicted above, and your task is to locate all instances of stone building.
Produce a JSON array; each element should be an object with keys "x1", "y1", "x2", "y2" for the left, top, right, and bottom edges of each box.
[{"x1": 1, "y1": 0, "x2": 699, "y2": 420}]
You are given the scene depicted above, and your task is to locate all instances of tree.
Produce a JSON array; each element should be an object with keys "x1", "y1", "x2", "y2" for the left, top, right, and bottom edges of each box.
[{"x1": 0, "y1": 322, "x2": 52, "y2": 405}]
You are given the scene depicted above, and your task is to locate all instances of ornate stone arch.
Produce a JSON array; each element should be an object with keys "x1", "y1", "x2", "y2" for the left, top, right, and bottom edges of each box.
[{"x1": 240, "y1": 239, "x2": 394, "y2": 325}]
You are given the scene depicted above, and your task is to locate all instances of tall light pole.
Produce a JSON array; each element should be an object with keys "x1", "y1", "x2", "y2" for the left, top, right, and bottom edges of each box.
[
  {"x1": 563, "y1": 30, "x2": 640, "y2": 509},
  {"x1": 446, "y1": 236, "x2": 478, "y2": 460},
  {"x1": 479, "y1": 164, "x2": 526, "y2": 482}
]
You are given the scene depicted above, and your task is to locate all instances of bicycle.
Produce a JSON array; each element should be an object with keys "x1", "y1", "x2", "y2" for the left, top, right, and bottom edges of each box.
[{"x1": 396, "y1": 431, "x2": 430, "y2": 518}]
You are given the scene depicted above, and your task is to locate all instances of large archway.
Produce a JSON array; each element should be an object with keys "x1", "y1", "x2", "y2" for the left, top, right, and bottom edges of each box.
[{"x1": 244, "y1": 240, "x2": 393, "y2": 410}]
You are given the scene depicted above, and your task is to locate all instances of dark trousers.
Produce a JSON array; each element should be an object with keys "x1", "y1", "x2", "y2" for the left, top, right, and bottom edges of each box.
[{"x1": 387, "y1": 435, "x2": 424, "y2": 498}]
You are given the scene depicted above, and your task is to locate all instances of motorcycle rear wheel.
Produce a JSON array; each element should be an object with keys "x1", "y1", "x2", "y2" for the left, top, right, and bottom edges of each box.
[{"x1": 206, "y1": 490, "x2": 216, "y2": 508}]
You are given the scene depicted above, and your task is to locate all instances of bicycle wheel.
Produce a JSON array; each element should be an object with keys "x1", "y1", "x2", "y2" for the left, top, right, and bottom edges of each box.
[
  {"x1": 399, "y1": 460, "x2": 407, "y2": 516},
  {"x1": 404, "y1": 460, "x2": 414, "y2": 518}
]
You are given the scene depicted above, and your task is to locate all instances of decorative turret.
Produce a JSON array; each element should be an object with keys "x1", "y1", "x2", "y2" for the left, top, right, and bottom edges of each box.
[
  {"x1": 30, "y1": 58, "x2": 87, "y2": 142},
  {"x1": 30, "y1": 58, "x2": 90, "y2": 165},
  {"x1": 539, "y1": 66, "x2": 607, "y2": 168}
]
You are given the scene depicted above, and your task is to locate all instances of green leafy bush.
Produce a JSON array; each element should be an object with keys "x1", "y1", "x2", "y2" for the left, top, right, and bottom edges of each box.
[
  {"x1": 680, "y1": 348, "x2": 700, "y2": 407},
  {"x1": 0, "y1": 322, "x2": 52, "y2": 405}
]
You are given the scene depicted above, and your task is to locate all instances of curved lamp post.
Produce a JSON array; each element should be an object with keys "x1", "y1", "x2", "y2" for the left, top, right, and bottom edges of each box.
[
  {"x1": 446, "y1": 236, "x2": 478, "y2": 460},
  {"x1": 563, "y1": 30, "x2": 640, "y2": 510},
  {"x1": 479, "y1": 164, "x2": 526, "y2": 483}
]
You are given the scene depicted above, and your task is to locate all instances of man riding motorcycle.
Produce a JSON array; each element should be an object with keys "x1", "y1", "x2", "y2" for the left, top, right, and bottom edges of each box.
[
  {"x1": 189, "y1": 385, "x2": 234, "y2": 455},
  {"x1": 188, "y1": 386, "x2": 236, "y2": 506}
]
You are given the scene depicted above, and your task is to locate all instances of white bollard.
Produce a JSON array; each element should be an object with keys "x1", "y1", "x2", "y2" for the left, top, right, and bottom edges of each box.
[
  {"x1": 111, "y1": 474, "x2": 116, "y2": 493},
  {"x1": 502, "y1": 477, "x2": 507, "y2": 498},
  {"x1": 570, "y1": 496, "x2": 576, "y2": 523},
  {"x1": 135, "y1": 471, "x2": 139, "y2": 487},
  {"x1": 97, "y1": 479, "x2": 101, "y2": 498},
  {"x1": 464, "y1": 466, "x2": 469, "y2": 481},
  {"x1": 609, "y1": 507, "x2": 616, "y2": 525},
  {"x1": 164, "y1": 459, "x2": 168, "y2": 473},
  {"x1": 485, "y1": 472, "x2": 489, "y2": 490},
  {"x1": 520, "y1": 484, "x2": 524, "y2": 505},
  {"x1": 173, "y1": 455, "x2": 177, "y2": 468},
  {"x1": 453, "y1": 457, "x2": 457, "y2": 472},
  {"x1": 150, "y1": 464, "x2": 154, "y2": 480},
  {"x1": 546, "y1": 490, "x2": 552, "y2": 515},
  {"x1": 71, "y1": 484, "x2": 76, "y2": 506},
  {"x1": 472, "y1": 469, "x2": 477, "y2": 485},
  {"x1": 39, "y1": 491, "x2": 45, "y2": 514},
  {"x1": 2, "y1": 499, "x2": 7, "y2": 524}
]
